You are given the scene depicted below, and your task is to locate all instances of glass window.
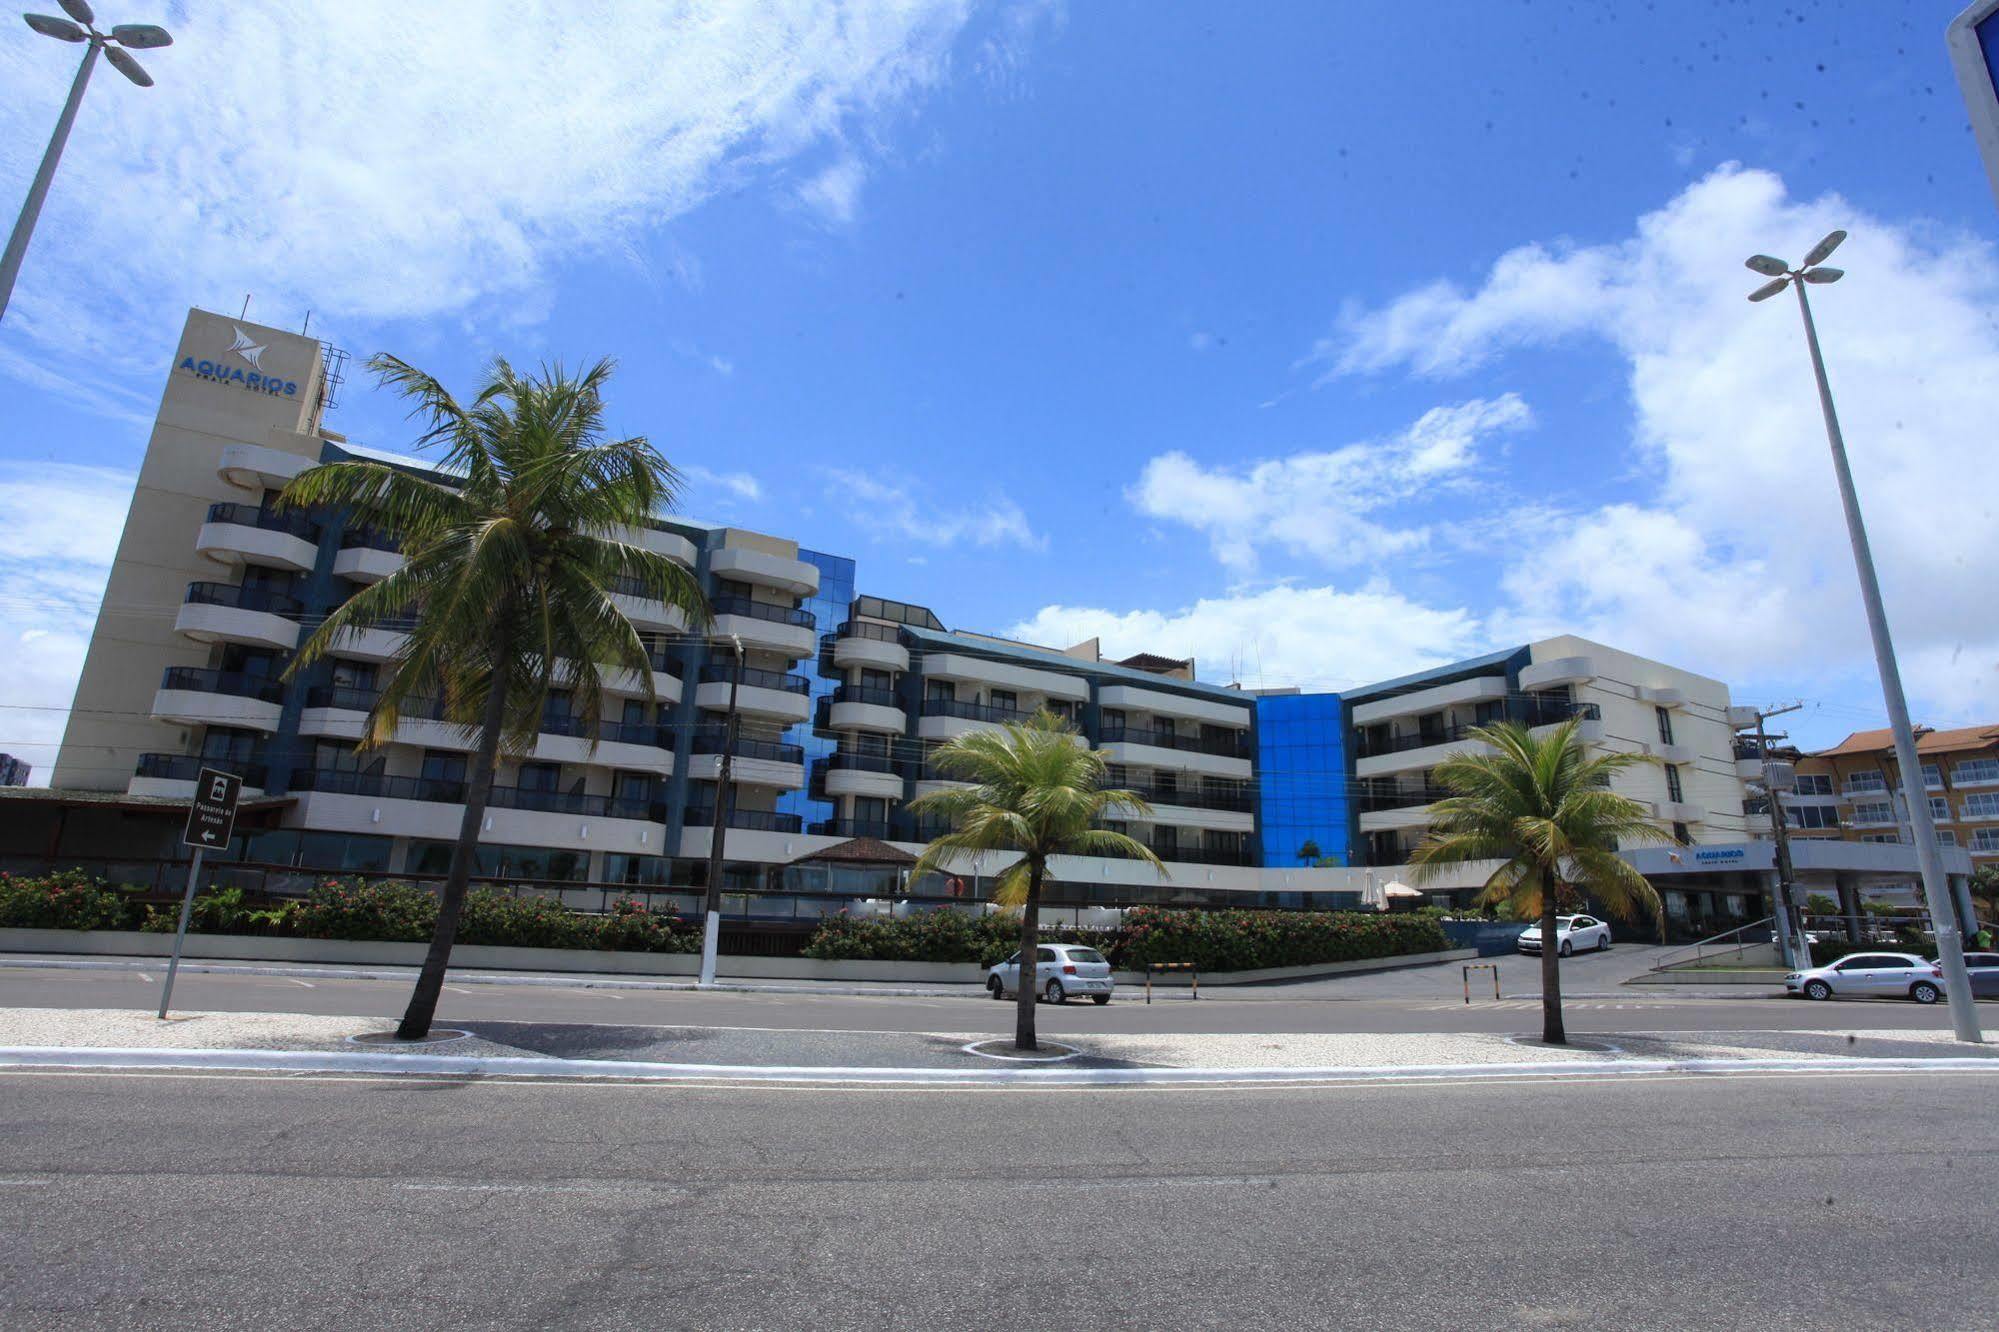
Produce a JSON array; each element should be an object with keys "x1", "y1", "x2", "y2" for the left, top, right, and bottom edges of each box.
[
  {"x1": 1665, "y1": 764, "x2": 1684, "y2": 803},
  {"x1": 1954, "y1": 758, "x2": 1999, "y2": 785},
  {"x1": 1852, "y1": 801, "x2": 1895, "y2": 825},
  {"x1": 1845, "y1": 770, "x2": 1887, "y2": 793},
  {"x1": 1793, "y1": 773, "x2": 1834, "y2": 796},
  {"x1": 1963, "y1": 792, "x2": 1999, "y2": 819},
  {"x1": 1921, "y1": 763, "x2": 1943, "y2": 789},
  {"x1": 1655, "y1": 706, "x2": 1675, "y2": 746},
  {"x1": 1973, "y1": 828, "x2": 1999, "y2": 852},
  {"x1": 1928, "y1": 797, "x2": 1950, "y2": 822}
]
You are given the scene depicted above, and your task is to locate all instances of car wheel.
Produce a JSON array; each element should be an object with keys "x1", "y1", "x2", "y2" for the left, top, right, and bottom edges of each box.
[
  {"x1": 987, "y1": 975, "x2": 1005, "y2": 1000},
  {"x1": 1803, "y1": 979, "x2": 1833, "y2": 1001},
  {"x1": 1911, "y1": 981, "x2": 1942, "y2": 1005},
  {"x1": 1597, "y1": 934, "x2": 1611, "y2": 952},
  {"x1": 1044, "y1": 980, "x2": 1066, "y2": 1005},
  {"x1": 1091, "y1": 994, "x2": 1110, "y2": 1006},
  {"x1": 1559, "y1": 939, "x2": 1573, "y2": 957}
]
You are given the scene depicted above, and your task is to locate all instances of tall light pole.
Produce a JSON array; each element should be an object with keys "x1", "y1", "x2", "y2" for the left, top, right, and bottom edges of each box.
[
  {"x1": 696, "y1": 634, "x2": 744, "y2": 987},
  {"x1": 0, "y1": 3, "x2": 171, "y2": 323},
  {"x1": 1745, "y1": 231, "x2": 1983, "y2": 1042}
]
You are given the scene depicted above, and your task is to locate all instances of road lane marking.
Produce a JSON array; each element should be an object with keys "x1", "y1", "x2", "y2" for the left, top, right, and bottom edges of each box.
[{"x1": 283, "y1": 979, "x2": 314, "y2": 989}]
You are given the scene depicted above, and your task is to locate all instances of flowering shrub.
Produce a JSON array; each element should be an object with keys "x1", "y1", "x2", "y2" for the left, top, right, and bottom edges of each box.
[
  {"x1": 457, "y1": 889, "x2": 590, "y2": 950},
  {"x1": 801, "y1": 909, "x2": 1046, "y2": 964},
  {"x1": 592, "y1": 897, "x2": 699, "y2": 953},
  {"x1": 0, "y1": 870, "x2": 141, "y2": 931},
  {"x1": 289, "y1": 879, "x2": 437, "y2": 942}
]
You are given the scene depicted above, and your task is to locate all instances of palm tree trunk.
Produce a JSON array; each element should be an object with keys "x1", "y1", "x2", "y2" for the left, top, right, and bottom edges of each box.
[
  {"x1": 397, "y1": 653, "x2": 513, "y2": 1039},
  {"x1": 1540, "y1": 865, "x2": 1565, "y2": 1046},
  {"x1": 1015, "y1": 862, "x2": 1042, "y2": 1051}
]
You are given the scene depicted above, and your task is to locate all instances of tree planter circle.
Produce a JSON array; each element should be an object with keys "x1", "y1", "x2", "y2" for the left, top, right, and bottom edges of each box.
[
  {"x1": 962, "y1": 1038, "x2": 1078, "y2": 1063},
  {"x1": 346, "y1": 1029, "x2": 472, "y2": 1047}
]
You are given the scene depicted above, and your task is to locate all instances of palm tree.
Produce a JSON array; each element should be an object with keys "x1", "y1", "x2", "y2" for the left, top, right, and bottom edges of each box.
[
  {"x1": 279, "y1": 355, "x2": 708, "y2": 1038},
  {"x1": 907, "y1": 712, "x2": 1166, "y2": 1050},
  {"x1": 1408, "y1": 719, "x2": 1669, "y2": 1045}
]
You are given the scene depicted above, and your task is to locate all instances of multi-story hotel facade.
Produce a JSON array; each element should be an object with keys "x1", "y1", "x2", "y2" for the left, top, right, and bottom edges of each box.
[
  {"x1": 1774, "y1": 725, "x2": 1999, "y2": 867},
  {"x1": 42, "y1": 309, "x2": 1979, "y2": 939}
]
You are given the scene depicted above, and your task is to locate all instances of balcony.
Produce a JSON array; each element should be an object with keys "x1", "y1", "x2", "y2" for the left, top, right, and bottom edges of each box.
[
  {"x1": 174, "y1": 581, "x2": 302, "y2": 652},
  {"x1": 195, "y1": 502, "x2": 321, "y2": 573},
  {"x1": 810, "y1": 818, "x2": 894, "y2": 840},
  {"x1": 1113, "y1": 783, "x2": 1254, "y2": 833},
  {"x1": 922, "y1": 651, "x2": 1088, "y2": 704},
  {"x1": 218, "y1": 442, "x2": 317, "y2": 492},
  {"x1": 1098, "y1": 724, "x2": 1252, "y2": 780},
  {"x1": 332, "y1": 526, "x2": 402, "y2": 583},
  {"x1": 709, "y1": 545, "x2": 820, "y2": 598},
  {"x1": 597, "y1": 643, "x2": 685, "y2": 703},
  {"x1": 130, "y1": 752, "x2": 268, "y2": 799},
  {"x1": 289, "y1": 769, "x2": 667, "y2": 849},
  {"x1": 326, "y1": 621, "x2": 410, "y2": 662},
  {"x1": 1353, "y1": 722, "x2": 1494, "y2": 780},
  {"x1": 686, "y1": 733, "x2": 806, "y2": 789},
  {"x1": 831, "y1": 620, "x2": 909, "y2": 673},
  {"x1": 531, "y1": 712, "x2": 674, "y2": 769},
  {"x1": 608, "y1": 576, "x2": 693, "y2": 632},
  {"x1": 681, "y1": 807, "x2": 804, "y2": 834},
  {"x1": 918, "y1": 696, "x2": 1031, "y2": 742},
  {"x1": 1349, "y1": 676, "x2": 1508, "y2": 728},
  {"x1": 153, "y1": 667, "x2": 285, "y2": 731},
  {"x1": 1098, "y1": 682, "x2": 1253, "y2": 729},
  {"x1": 1147, "y1": 844, "x2": 1255, "y2": 868},
  {"x1": 694, "y1": 663, "x2": 813, "y2": 724},
  {"x1": 1518, "y1": 655, "x2": 1596, "y2": 691},
  {"x1": 823, "y1": 751, "x2": 904, "y2": 800},
  {"x1": 1121, "y1": 781, "x2": 1252, "y2": 814},
  {"x1": 710, "y1": 595, "x2": 817, "y2": 659},
  {"x1": 829, "y1": 683, "x2": 907, "y2": 734}
]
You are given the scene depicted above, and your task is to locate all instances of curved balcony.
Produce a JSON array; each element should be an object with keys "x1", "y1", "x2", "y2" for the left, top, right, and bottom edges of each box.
[
  {"x1": 823, "y1": 751, "x2": 905, "y2": 800},
  {"x1": 597, "y1": 645, "x2": 685, "y2": 704},
  {"x1": 1519, "y1": 655, "x2": 1597, "y2": 691},
  {"x1": 828, "y1": 683, "x2": 906, "y2": 734},
  {"x1": 694, "y1": 663, "x2": 813, "y2": 724},
  {"x1": 331, "y1": 533, "x2": 402, "y2": 584},
  {"x1": 709, "y1": 545, "x2": 820, "y2": 598},
  {"x1": 686, "y1": 733, "x2": 806, "y2": 789},
  {"x1": 174, "y1": 582, "x2": 302, "y2": 652},
  {"x1": 810, "y1": 818, "x2": 894, "y2": 841},
  {"x1": 326, "y1": 623, "x2": 410, "y2": 662},
  {"x1": 195, "y1": 502, "x2": 321, "y2": 573},
  {"x1": 916, "y1": 696, "x2": 1030, "y2": 742},
  {"x1": 152, "y1": 666, "x2": 285, "y2": 732},
  {"x1": 1098, "y1": 723, "x2": 1251, "y2": 780},
  {"x1": 218, "y1": 443, "x2": 316, "y2": 492},
  {"x1": 831, "y1": 620, "x2": 909, "y2": 673},
  {"x1": 130, "y1": 752, "x2": 268, "y2": 799},
  {"x1": 609, "y1": 576, "x2": 693, "y2": 632},
  {"x1": 681, "y1": 807, "x2": 803, "y2": 834},
  {"x1": 710, "y1": 595, "x2": 816, "y2": 659}
]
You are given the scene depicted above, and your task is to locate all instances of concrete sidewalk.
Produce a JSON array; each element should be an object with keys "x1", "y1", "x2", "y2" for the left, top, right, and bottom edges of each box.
[{"x1": 4, "y1": 1006, "x2": 1995, "y2": 1086}]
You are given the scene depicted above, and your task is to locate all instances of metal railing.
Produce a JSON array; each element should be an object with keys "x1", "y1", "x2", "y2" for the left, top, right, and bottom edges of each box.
[
  {"x1": 1362, "y1": 784, "x2": 1449, "y2": 812},
  {"x1": 689, "y1": 734, "x2": 804, "y2": 765},
  {"x1": 158, "y1": 667, "x2": 284, "y2": 704},
  {"x1": 1122, "y1": 783, "x2": 1252, "y2": 813},
  {"x1": 825, "y1": 752, "x2": 898, "y2": 775},
  {"x1": 834, "y1": 620, "x2": 902, "y2": 644},
  {"x1": 1648, "y1": 916, "x2": 1781, "y2": 971},
  {"x1": 290, "y1": 769, "x2": 460, "y2": 802},
  {"x1": 184, "y1": 581, "x2": 302, "y2": 616},
  {"x1": 204, "y1": 501, "x2": 319, "y2": 541},
  {"x1": 134, "y1": 753, "x2": 268, "y2": 787},
  {"x1": 338, "y1": 526, "x2": 399, "y2": 552},
  {"x1": 922, "y1": 697, "x2": 1028, "y2": 724},
  {"x1": 697, "y1": 664, "x2": 811, "y2": 694},
  {"x1": 710, "y1": 595, "x2": 815, "y2": 628},
  {"x1": 832, "y1": 684, "x2": 899, "y2": 709},
  {"x1": 811, "y1": 818, "x2": 893, "y2": 840},
  {"x1": 1100, "y1": 724, "x2": 1247, "y2": 759},
  {"x1": 681, "y1": 807, "x2": 804, "y2": 834}
]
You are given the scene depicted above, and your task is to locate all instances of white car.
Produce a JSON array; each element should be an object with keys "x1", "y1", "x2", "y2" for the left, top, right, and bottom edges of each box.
[
  {"x1": 987, "y1": 943, "x2": 1114, "y2": 1005},
  {"x1": 1517, "y1": 914, "x2": 1612, "y2": 957},
  {"x1": 1786, "y1": 952, "x2": 1945, "y2": 1004}
]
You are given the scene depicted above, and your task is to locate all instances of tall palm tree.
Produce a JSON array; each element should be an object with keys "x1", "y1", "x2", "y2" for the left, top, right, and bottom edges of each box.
[
  {"x1": 907, "y1": 712, "x2": 1166, "y2": 1051},
  {"x1": 280, "y1": 354, "x2": 709, "y2": 1038},
  {"x1": 1408, "y1": 718, "x2": 1669, "y2": 1045}
]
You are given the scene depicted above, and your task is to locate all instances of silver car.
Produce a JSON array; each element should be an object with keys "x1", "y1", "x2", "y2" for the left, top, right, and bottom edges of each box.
[
  {"x1": 1934, "y1": 951, "x2": 1999, "y2": 999},
  {"x1": 987, "y1": 943, "x2": 1114, "y2": 1005},
  {"x1": 1786, "y1": 952, "x2": 1945, "y2": 1003}
]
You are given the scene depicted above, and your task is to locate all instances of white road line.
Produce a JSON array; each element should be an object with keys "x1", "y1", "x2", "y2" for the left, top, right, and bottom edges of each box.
[
  {"x1": 136, "y1": 973, "x2": 153, "y2": 983},
  {"x1": 283, "y1": 979, "x2": 314, "y2": 989}
]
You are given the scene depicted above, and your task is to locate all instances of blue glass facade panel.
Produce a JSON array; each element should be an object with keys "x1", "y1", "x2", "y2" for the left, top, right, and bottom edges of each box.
[
  {"x1": 774, "y1": 548, "x2": 854, "y2": 830},
  {"x1": 1254, "y1": 693, "x2": 1349, "y2": 868}
]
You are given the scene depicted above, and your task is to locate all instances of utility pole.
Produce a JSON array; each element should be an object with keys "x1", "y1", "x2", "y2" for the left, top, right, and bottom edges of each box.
[
  {"x1": 697, "y1": 635, "x2": 744, "y2": 987},
  {"x1": 1750, "y1": 704, "x2": 1808, "y2": 969}
]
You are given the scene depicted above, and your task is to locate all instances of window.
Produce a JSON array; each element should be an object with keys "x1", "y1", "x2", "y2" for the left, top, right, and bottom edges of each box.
[
  {"x1": 1962, "y1": 792, "x2": 1999, "y2": 820},
  {"x1": 421, "y1": 750, "x2": 466, "y2": 784},
  {"x1": 860, "y1": 667, "x2": 893, "y2": 692},
  {"x1": 1793, "y1": 773, "x2": 1834, "y2": 796},
  {"x1": 925, "y1": 679, "x2": 956, "y2": 703},
  {"x1": 1845, "y1": 770, "x2": 1887, "y2": 794},
  {"x1": 1936, "y1": 830, "x2": 1958, "y2": 847},
  {"x1": 1101, "y1": 708, "x2": 1125, "y2": 730},
  {"x1": 1920, "y1": 763, "x2": 1943, "y2": 789},
  {"x1": 989, "y1": 689, "x2": 1018, "y2": 712},
  {"x1": 1671, "y1": 820, "x2": 1691, "y2": 845},
  {"x1": 1655, "y1": 706, "x2": 1675, "y2": 746},
  {"x1": 1954, "y1": 758, "x2": 1999, "y2": 786},
  {"x1": 1664, "y1": 764, "x2": 1684, "y2": 803},
  {"x1": 200, "y1": 727, "x2": 261, "y2": 761},
  {"x1": 1861, "y1": 833, "x2": 1903, "y2": 844},
  {"x1": 1786, "y1": 805, "x2": 1839, "y2": 830},
  {"x1": 1928, "y1": 796, "x2": 1951, "y2": 822},
  {"x1": 515, "y1": 762, "x2": 562, "y2": 793},
  {"x1": 1851, "y1": 801, "x2": 1895, "y2": 826},
  {"x1": 1973, "y1": 828, "x2": 1999, "y2": 852}
]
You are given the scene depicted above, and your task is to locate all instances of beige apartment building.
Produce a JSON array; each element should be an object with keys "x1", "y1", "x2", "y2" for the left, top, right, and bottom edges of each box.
[{"x1": 1778, "y1": 725, "x2": 1999, "y2": 867}]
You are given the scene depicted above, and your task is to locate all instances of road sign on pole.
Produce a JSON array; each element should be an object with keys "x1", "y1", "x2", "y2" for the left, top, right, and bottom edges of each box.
[
  {"x1": 160, "y1": 768, "x2": 243, "y2": 1018},
  {"x1": 180, "y1": 767, "x2": 242, "y2": 850},
  {"x1": 1947, "y1": 1, "x2": 1999, "y2": 210}
]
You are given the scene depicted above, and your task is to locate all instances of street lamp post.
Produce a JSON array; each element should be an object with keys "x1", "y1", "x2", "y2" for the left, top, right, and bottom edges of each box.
[
  {"x1": 1745, "y1": 231, "x2": 1984, "y2": 1043},
  {"x1": 0, "y1": 2, "x2": 171, "y2": 323}
]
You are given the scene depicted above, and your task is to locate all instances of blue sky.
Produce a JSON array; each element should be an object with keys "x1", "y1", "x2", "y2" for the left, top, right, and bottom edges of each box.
[{"x1": 2, "y1": 0, "x2": 1996, "y2": 774}]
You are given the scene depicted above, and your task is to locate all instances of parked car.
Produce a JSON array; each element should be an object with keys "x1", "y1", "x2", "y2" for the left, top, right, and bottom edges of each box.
[
  {"x1": 987, "y1": 943, "x2": 1114, "y2": 1005},
  {"x1": 1933, "y1": 951, "x2": 1999, "y2": 999},
  {"x1": 1517, "y1": 914, "x2": 1612, "y2": 956},
  {"x1": 1786, "y1": 952, "x2": 1945, "y2": 1003}
]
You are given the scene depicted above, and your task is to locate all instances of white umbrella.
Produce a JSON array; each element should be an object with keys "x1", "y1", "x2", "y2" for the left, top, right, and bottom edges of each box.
[{"x1": 1382, "y1": 881, "x2": 1423, "y2": 899}]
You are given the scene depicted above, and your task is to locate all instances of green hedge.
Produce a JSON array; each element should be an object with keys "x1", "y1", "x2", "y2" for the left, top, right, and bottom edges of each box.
[
  {"x1": 0, "y1": 871, "x2": 697, "y2": 954},
  {"x1": 799, "y1": 905, "x2": 1450, "y2": 973}
]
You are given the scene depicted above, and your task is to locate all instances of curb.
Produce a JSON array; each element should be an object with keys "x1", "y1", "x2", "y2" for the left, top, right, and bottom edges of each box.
[{"x1": 4, "y1": 1044, "x2": 1997, "y2": 1087}]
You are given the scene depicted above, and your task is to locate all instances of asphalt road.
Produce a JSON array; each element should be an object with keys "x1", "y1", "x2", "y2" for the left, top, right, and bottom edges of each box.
[
  {"x1": 0, "y1": 953, "x2": 1977, "y2": 1038},
  {"x1": 2, "y1": 1067, "x2": 1994, "y2": 1329}
]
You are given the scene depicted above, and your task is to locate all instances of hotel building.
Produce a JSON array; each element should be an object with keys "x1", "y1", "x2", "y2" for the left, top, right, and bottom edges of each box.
[{"x1": 40, "y1": 309, "x2": 1978, "y2": 939}]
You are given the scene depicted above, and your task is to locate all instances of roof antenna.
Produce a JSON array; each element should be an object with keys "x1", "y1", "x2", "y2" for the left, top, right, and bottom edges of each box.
[
  {"x1": 240, "y1": 293, "x2": 251, "y2": 319},
  {"x1": 301, "y1": 310, "x2": 312, "y2": 335}
]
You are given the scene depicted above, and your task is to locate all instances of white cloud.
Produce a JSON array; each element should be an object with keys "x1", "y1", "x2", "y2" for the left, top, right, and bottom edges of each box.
[
  {"x1": 1010, "y1": 583, "x2": 1485, "y2": 692},
  {"x1": 798, "y1": 156, "x2": 868, "y2": 225},
  {"x1": 0, "y1": 465, "x2": 134, "y2": 786},
  {"x1": 1330, "y1": 165, "x2": 1999, "y2": 722},
  {"x1": 1128, "y1": 395, "x2": 1532, "y2": 572},
  {"x1": 0, "y1": 1, "x2": 976, "y2": 375},
  {"x1": 823, "y1": 469, "x2": 1046, "y2": 551},
  {"x1": 682, "y1": 465, "x2": 762, "y2": 503}
]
